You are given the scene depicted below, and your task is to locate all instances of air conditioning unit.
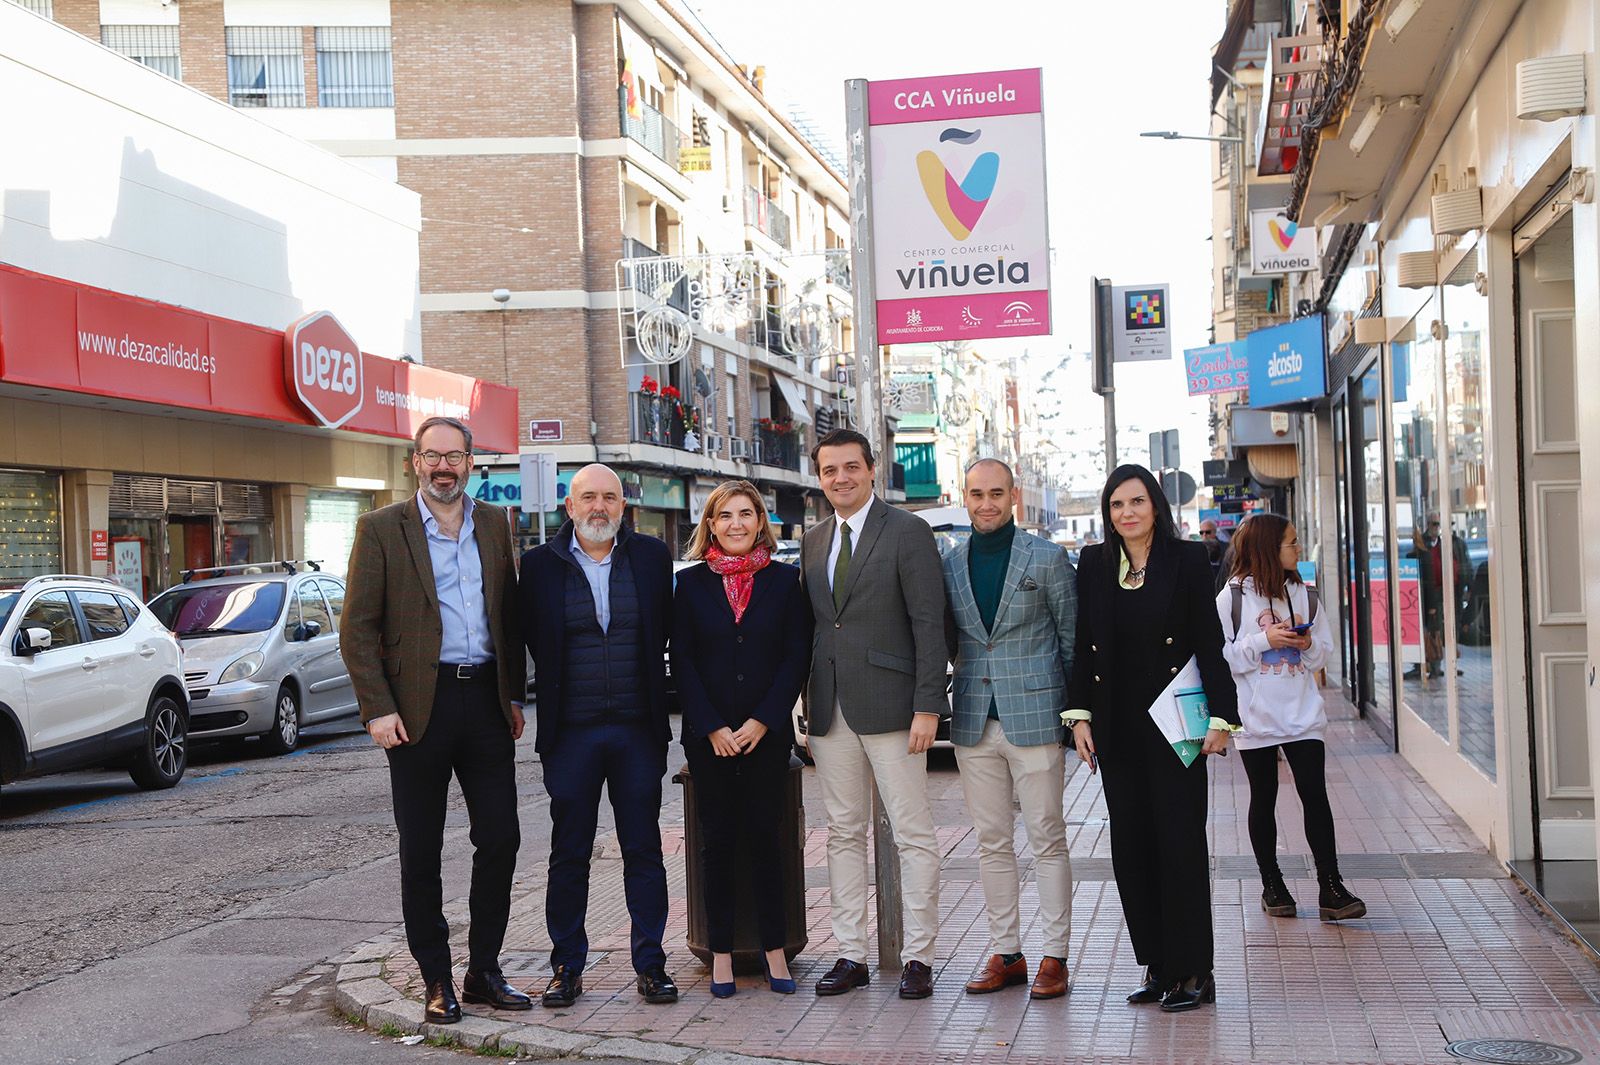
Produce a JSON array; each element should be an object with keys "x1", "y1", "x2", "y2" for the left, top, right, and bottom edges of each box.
[
  {"x1": 720, "y1": 192, "x2": 736, "y2": 213},
  {"x1": 1517, "y1": 54, "x2": 1587, "y2": 121},
  {"x1": 729, "y1": 437, "x2": 750, "y2": 460},
  {"x1": 1431, "y1": 168, "x2": 1483, "y2": 235},
  {"x1": 1396, "y1": 250, "x2": 1437, "y2": 289},
  {"x1": 703, "y1": 433, "x2": 724, "y2": 457}
]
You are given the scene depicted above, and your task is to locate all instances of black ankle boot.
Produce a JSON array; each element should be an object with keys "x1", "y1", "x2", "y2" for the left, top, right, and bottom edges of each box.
[
  {"x1": 1318, "y1": 872, "x2": 1367, "y2": 921},
  {"x1": 1261, "y1": 873, "x2": 1297, "y2": 917}
]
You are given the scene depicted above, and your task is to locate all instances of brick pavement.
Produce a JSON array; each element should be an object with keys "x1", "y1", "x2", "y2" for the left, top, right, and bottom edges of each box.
[{"x1": 346, "y1": 697, "x2": 1600, "y2": 1063}]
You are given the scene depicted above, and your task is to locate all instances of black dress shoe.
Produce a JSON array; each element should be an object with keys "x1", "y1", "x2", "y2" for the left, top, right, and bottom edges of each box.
[
  {"x1": 898, "y1": 960, "x2": 934, "y2": 999},
  {"x1": 1126, "y1": 966, "x2": 1172, "y2": 1004},
  {"x1": 462, "y1": 968, "x2": 533, "y2": 1011},
  {"x1": 637, "y1": 965, "x2": 679, "y2": 1004},
  {"x1": 424, "y1": 977, "x2": 462, "y2": 1024},
  {"x1": 1159, "y1": 973, "x2": 1216, "y2": 1012},
  {"x1": 541, "y1": 965, "x2": 582, "y2": 1009},
  {"x1": 814, "y1": 957, "x2": 870, "y2": 996}
]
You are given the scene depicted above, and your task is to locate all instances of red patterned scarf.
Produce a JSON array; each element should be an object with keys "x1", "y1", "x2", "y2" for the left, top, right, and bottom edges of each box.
[{"x1": 705, "y1": 543, "x2": 771, "y2": 623}]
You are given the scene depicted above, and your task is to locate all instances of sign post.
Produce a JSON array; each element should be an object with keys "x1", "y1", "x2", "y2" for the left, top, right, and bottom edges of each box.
[{"x1": 519, "y1": 452, "x2": 557, "y2": 545}]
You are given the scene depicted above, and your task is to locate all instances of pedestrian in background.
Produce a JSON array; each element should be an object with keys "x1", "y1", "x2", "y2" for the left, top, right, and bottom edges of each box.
[
  {"x1": 1217, "y1": 514, "x2": 1366, "y2": 923},
  {"x1": 1065, "y1": 465, "x2": 1238, "y2": 1013},
  {"x1": 519, "y1": 464, "x2": 678, "y2": 1008},
  {"x1": 801, "y1": 428, "x2": 948, "y2": 1001},
  {"x1": 342, "y1": 416, "x2": 529, "y2": 1025},
  {"x1": 672, "y1": 480, "x2": 812, "y2": 997},
  {"x1": 943, "y1": 459, "x2": 1077, "y2": 1001}
]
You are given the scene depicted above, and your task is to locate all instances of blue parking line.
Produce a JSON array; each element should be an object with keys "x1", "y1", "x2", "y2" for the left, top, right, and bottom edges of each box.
[{"x1": 38, "y1": 763, "x2": 249, "y2": 815}]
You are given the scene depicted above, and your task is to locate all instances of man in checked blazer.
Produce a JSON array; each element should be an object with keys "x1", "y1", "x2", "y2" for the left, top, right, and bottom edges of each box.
[
  {"x1": 801, "y1": 428, "x2": 948, "y2": 1000},
  {"x1": 943, "y1": 458, "x2": 1077, "y2": 1001}
]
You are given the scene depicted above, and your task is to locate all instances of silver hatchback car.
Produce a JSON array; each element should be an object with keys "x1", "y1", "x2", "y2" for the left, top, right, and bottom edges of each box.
[{"x1": 148, "y1": 563, "x2": 356, "y2": 754}]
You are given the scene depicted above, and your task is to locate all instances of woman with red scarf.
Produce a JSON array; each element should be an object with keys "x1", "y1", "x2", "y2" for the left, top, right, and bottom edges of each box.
[{"x1": 672, "y1": 479, "x2": 813, "y2": 997}]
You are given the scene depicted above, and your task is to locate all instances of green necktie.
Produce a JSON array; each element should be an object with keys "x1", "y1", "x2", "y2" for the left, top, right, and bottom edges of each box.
[{"x1": 832, "y1": 522, "x2": 853, "y2": 612}]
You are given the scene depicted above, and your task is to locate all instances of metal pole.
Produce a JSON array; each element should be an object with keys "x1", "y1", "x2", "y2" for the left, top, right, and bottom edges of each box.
[
  {"x1": 1103, "y1": 370, "x2": 1118, "y2": 471},
  {"x1": 846, "y1": 76, "x2": 903, "y2": 972}
]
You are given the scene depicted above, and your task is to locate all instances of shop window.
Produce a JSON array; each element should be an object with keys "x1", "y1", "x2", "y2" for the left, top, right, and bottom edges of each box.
[
  {"x1": 76, "y1": 591, "x2": 132, "y2": 641},
  {"x1": 223, "y1": 520, "x2": 272, "y2": 568},
  {"x1": 305, "y1": 490, "x2": 373, "y2": 576},
  {"x1": 20, "y1": 591, "x2": 81, "y2": 650},
  {"x1": 101, "y1": 25, "x2": 181, "y2": 79},
  {"x1": 226, "y1": 26, "x2": 305, "y2": 108},
  {"x1": 0, "y1": 470, "x2": 62, "y2": 581},
  {"x1": 315, "y1": 27, "x2": 393, "y2": 107}
]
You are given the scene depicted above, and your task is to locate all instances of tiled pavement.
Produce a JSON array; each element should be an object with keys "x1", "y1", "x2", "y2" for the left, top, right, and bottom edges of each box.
[{"x1": 345, "y1": 698, "x2": 1600, "y2": 1063}]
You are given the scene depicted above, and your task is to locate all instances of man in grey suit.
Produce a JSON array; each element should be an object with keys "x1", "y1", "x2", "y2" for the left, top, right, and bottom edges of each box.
[
  {"x1": 944, "y1": 459, "x2": 1077, "y2": 1001},
  {"x1": 801, "y1": 428, "x2": 948, "y2": 1000}
]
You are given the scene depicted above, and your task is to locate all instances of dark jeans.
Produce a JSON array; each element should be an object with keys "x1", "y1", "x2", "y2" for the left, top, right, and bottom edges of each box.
[
  {"x1": 542, "y1": 721, "x2": 668, "y2": 973},
  {"x1": 683, "y1": 729, "x2": 789, "y2": 953},
  {"x1": 1239, "y1": 740, "x2": 1340, "y2": 879},
  {"x1": 1099, "y1": 717, "x2": 1212, "y2": 982},
  {"x1": 385, "y1": 674, "x2": 519, "y2": 984}
]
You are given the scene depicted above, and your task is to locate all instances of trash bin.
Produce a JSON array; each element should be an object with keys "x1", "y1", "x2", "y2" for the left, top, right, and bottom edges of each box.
[{"x1": 673, "y1": 754, "x2": 808, "y2": 974}]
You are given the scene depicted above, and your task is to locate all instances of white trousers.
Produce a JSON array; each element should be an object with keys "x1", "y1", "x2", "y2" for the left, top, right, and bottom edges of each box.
[
  {"x1": 954, "y1": 718, "x2": 1073, "y2": 958},
  {"x1": 809, "y1": 710, "x2": 941, "y2": 966}
]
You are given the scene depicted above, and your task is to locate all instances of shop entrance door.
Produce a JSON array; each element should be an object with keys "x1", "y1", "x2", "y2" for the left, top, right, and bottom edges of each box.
[
  {"x1": 1515, "y1": 210, "x2": 1591, "y2": 859},
  {"x1": 165, "y1": 515, "x2": 217, "y2": 589}
]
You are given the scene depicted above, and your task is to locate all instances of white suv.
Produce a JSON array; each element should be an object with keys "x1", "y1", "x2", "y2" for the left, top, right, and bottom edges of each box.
[{"x1": 0, "y1": 575, "x2": 188, "y2": 796}]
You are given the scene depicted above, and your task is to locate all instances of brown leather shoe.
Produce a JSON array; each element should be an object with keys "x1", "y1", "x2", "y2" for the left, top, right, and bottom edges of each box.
[
  {"x1": 898, "y1": 960, "x2": 934, "y2": 999},
  {"x1": 964, "y1": 953, "x2": 1027, "y2": 994},
  {"x1": 814, "y1": 957, "x2": 870, "y2": 996},
  {"x1": 1030, "y1": 956, "x2": 1070, "y2": 999}
]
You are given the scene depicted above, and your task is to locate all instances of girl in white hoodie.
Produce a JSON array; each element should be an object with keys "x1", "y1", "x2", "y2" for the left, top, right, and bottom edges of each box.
[{"x1": 1215, "y1": 514, "x2": 1365, "y2": 922}]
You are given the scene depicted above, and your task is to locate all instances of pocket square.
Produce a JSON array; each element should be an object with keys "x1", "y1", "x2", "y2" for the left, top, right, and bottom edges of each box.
[{"x1": 1020, "y1": 576, "x2": 1039, "y2": 591}]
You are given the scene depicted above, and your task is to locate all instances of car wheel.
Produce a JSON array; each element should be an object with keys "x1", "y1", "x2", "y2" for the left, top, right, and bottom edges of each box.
[
  {"x1": 130, "y1": 693, "x2": 187, "y2": 790},
  {"x1": 259, "y1": 684, "x2": 300, "y2": 756}
]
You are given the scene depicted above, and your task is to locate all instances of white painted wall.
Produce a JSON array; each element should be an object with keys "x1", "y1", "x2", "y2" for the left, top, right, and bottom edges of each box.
[
  {"x1": 0, "y1": 7, "x2": 421, "y2": 358},
  {"x1": 222, "y1": 0, "x2": 391, "y2": 27},
  {"x1": 99, "y1": 1, "x2": 179, "y2": 27}
]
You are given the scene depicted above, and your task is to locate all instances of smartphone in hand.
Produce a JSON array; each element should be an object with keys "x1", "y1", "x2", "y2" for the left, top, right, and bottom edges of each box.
[{"x1": 1290, "y1": 621, "x2": 1313, "y2": 635}]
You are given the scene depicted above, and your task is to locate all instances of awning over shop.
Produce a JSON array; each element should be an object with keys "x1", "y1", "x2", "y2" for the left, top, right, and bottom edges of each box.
[
  {"x1": 0, "y1": 263, "x2": 519, "y2": 453},
  {"x1": 772, "y1": 374, "x2": 813, "y2": 425}
]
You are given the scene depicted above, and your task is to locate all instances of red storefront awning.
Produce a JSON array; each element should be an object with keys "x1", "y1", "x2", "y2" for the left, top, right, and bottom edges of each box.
[{"x1": 0, "y1": 263, "x2": 519, "y2": 454}]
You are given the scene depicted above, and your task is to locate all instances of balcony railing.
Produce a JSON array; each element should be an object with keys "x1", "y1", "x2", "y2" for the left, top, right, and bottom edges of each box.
[
  {"x1": 619, "y1": 86, "x2": 682, "y2": 169},
  {"x1": 622, "y1": 238, "x2": 689, "y2": 313},
  {"x1": 743, "y1": 185, "x2": 792, "y2": 249},
  {"x1": 631, "y1": 391, "x2": 688, "y2": 450},
  {"x1": 753, "y1": 420, "x2": 803, "y2": 471}
]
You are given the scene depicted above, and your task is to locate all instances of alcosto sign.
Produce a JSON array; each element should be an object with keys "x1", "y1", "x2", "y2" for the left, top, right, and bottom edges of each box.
[
  {"x1": 284, "y1": 310, "x2": 364, "y2": 429},
  {"x1": 1246, "y1": 314, "x2": 1327, "y2": 408}
]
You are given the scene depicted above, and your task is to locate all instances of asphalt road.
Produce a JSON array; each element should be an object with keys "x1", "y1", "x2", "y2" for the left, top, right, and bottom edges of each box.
[{"x1": 0, "y1": 718, "x2": 581, "y2": 1065}]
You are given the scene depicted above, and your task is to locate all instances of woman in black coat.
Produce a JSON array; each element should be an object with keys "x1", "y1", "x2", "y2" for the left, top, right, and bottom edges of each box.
[
  {"x1": 1065, "y1": 465, "x2": 1240, "y2": 1012},
  {"x1": 672, "y1": 480, "x2": 812, "y2": 997}
]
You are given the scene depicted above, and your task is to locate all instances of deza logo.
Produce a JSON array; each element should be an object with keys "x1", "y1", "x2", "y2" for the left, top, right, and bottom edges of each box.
[
  {"x1": 1267, "y1": 343, "x2": 1304, "y2": 380},
  {"x1": 284, "y1": 310, "x2": 365, "y2": 429},
  {"x1": 917, "y1": 127, "x2": 999, "y2": 241}
]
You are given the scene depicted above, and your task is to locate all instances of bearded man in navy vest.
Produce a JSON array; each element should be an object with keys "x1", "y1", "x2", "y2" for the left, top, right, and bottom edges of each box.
[{"x1": 520, "y1": 464, "x2": 677, "y2": 1008}]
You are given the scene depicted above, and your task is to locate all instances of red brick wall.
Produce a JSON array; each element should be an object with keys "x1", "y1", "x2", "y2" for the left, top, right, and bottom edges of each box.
[
  {"x1": 179, "y1": 0, "x2": 228, "y2": 101},
  {"x1": 49, "y1": 0, "x2": 99, "y2": 40},
  {"x1": 303, "y1": 26, "x2": 319, "y2": 107},
  {"x1": 575, "y1": 3, "x2": 620, "y2": 140}
]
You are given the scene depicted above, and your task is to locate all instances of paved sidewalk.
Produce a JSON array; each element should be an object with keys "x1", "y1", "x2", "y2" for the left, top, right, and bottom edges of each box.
[{"x1": 334, "y1": 699, "x2": 1600, "y2": 1063}]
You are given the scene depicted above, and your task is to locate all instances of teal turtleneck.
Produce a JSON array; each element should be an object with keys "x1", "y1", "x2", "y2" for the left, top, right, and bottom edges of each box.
[{"x1": 968, "y1": 518, "x2": 1016, "y2": 635}]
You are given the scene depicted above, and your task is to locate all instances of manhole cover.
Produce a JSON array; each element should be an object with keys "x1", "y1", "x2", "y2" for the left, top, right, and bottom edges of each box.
[{"x1": 1446, "y1": 1039, "x2": 1583, "y2": 1064}]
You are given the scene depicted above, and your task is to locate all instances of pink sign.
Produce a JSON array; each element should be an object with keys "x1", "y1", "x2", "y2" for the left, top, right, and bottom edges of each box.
[{"x1": 865, "y1": 68, "x2": 1050, "y2": 345}]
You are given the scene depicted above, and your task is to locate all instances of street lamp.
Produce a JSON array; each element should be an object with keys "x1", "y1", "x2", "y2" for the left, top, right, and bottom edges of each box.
[{"x1": 1140, "y1": 130, "x2": 1243, "y2": 144}]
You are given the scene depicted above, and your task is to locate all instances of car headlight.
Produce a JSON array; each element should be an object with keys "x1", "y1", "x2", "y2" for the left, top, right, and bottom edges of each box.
[{"x1": 218, "y1": 652, "x2": 265, "y2": 685}]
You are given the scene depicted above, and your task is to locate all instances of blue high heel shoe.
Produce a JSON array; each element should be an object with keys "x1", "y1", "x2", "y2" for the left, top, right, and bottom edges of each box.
[
  {"x1": 710, "y1": 956, "x2": 736, "y2": 999},
  {"x1": 762, "y1": 953, "x2": 796, "y2": 995}
]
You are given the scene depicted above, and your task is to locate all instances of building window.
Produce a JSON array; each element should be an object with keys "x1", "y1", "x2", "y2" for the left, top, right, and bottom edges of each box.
[
  {"x1": 315, "y1": 26, "x2": 393, "y2": 107},
  {"x1": 101, "y1": 25, "x2": 181, "y2": 79},
  {"x1": 10, "y1": 0, "x2": 53, "y2": 16},
  {"x1": 226, "y1": 26, "x2": 305, "y2": 108}
]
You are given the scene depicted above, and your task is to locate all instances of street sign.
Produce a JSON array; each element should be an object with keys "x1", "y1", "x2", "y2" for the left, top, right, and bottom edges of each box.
[
  {"x1": 1203, "y1": 458, "x2": 1249, "y2": 486},
  {"x1": 1149, "y1": 428, "x2": 1180, "y2": 471},
  {"x1": 518, "y1": 452, "x2": 558, "y2": 512},
  {"x1": 1110, "y1": 283, "x2": 1171, "y2": 362},
  {"x1": 528, "y1": 419, "x2": 563, "y2": 443},
  {"x1": 1161, "y1": 470, "x2": 1197, "y2": 506},
  {"x1": 283, "y1": 310, "x2": 364, "y2": 429}
]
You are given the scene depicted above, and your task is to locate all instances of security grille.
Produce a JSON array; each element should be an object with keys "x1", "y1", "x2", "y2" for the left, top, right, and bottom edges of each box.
[
  {"x1": 110, "y1": 474, "x2": 166, "y2": 517},
  {"x1": 9, "y1": 0, "x2": 53, "y2": 16},
  {"x1": 220, "y1": 482, "x2": 271, "y2": 521},
  {"x1": 226, "y1": 26, "x2": 305, "y2": 108},
  {"x1": 315, "y1": 26, "x2": 393, "y2": 107},
  {"x1": 165, "y1": 479, "x2": 220, "y2": 515},
  {"x1": 101, "y1": 25, "x2": 181, "y2": 79}
]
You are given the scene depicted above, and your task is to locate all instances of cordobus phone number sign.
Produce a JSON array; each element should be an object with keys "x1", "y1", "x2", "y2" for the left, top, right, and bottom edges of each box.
[
  {"x1": 1184, "y1": 341, "x2": 1249, "y2": 396},
  {"x1": 865, "y1": 68, "x2": 1051, "y2": 344},
  {"x1": 1246, "y1": 314, "x2": 1327, "y2": 408}
]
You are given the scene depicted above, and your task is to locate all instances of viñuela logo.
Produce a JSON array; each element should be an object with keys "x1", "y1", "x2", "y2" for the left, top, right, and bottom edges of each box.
[{"x1": 917, "y1": 127, "x2": 999, "y2": 242}]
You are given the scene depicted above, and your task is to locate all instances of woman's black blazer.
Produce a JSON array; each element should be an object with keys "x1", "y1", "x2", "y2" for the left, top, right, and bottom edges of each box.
[
  {"x1": 1064, "y1": 537, "x2": 1239, "y2": 755},
  {"x1": 671, "y1": 560, "x2": 815, "y2": 740}
]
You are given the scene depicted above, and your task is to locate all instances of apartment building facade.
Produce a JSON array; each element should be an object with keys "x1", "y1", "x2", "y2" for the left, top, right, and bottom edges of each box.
[{"x1": 31, "y1": 0, "x2": 853, "y2": 553}]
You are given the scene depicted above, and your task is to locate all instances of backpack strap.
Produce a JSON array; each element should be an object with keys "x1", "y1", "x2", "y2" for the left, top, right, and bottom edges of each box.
[
  {"x1": 1306, "y1": 584, "x2": 1319, "y2": 626},
  {"x1": 1230, "y1": 581, "x2": 1243, "y2": 639}
]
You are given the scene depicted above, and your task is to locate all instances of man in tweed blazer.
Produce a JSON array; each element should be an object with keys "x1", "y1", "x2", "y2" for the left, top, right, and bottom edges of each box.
[{"x1": 943, "y1": 459, "x2": 1077, "y2": 1000}]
